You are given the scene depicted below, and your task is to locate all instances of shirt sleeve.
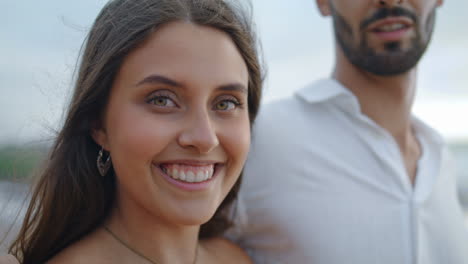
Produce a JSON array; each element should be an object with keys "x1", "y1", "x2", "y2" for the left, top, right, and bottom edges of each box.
[{"x1": 223, "y1": 190, "x2": 249, "y2": 243}]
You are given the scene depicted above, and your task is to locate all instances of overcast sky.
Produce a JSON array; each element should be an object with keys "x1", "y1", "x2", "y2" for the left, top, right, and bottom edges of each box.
[{"x1": 1, "y1": 0, "x2": 467, "y2": 145}]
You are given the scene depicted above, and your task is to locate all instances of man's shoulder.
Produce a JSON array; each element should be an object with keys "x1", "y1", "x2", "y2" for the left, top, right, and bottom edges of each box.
[
  {"x1": 252, "y1": 96, "x2": 307, "y2": 141},
  {"x1": 255, "y1": 95, "x2": 320, "y2": 127},
  {"x1": 256, "y1": 79, "x2": 347, "y2": 126},
  {"x1": 260, "y1": 96, "x2": 302, "y2": 115},
  {"x1": 253, "y1": 95, "x2": 338, "y2": 139},
  {"x1": 412, "y1": 116, "x2": 445, "y2": 146}
]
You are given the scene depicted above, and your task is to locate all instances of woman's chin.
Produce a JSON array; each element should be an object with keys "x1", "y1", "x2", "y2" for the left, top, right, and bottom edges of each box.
[
  {"x1": 158, "y1": 196, "x2": 221, "y2": 224},
  {"x1": 169, "y1": 208, "x2": 218, "y2": 227}
]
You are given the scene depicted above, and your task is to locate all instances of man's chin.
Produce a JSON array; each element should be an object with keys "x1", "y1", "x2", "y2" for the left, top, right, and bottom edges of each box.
[{"x1": 347, "y1": 45, "x2": 426, "y2": 76}]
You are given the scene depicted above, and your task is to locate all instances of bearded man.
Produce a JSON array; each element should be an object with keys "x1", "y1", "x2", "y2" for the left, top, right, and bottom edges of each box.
[{"x1": 229, "y1": 0, "x2": 468, "y2": 263}]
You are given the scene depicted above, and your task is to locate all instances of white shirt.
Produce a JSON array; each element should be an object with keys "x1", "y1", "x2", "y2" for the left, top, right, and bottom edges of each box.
[{"x1": 229, "y1": 79, "x2": 468, "y2": 264}]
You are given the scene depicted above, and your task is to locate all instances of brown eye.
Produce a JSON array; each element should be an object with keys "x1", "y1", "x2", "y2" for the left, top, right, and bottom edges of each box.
[
  {"x1": 154, "y1": 98, "x2": 167, "y2": 106},
  {"x1": 149, "y1": 96, "x2": 176, "y2": 107},
  {"x1": 215, "y1": 100, "x2": 237, "y2": 111}
]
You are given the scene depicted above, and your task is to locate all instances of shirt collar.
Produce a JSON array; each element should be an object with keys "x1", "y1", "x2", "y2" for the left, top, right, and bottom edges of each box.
[
  {"x1": 295, "y1": 78, "x2": 445, "y2": 147},
  {"x1": 295, "y1": 78, "x2": 361, "y2": 114},
  {"x1": 412, "y1": 116, "x2": 445, "y2": 147}
]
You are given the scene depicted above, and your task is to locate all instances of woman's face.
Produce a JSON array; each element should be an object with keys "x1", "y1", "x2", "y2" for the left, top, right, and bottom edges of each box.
[{"x1": 94, "y1": 21, "x2": 250, "y2": 226}]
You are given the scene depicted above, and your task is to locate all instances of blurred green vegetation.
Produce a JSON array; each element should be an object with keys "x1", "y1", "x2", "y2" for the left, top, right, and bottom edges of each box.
[{"x1": 0, "y1": 145, "x2": 47, "y2": 181}]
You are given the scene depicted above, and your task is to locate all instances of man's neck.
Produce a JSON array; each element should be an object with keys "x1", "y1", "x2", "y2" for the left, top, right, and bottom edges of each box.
[{"x1": 333, "y1": 48, "x2": 421, "y2": 183}]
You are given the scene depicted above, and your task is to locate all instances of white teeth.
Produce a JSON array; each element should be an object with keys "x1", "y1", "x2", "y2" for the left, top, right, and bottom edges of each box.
[
  {"x1": 196, "y1": 171, "x2": 205, "y2": 182},
  {"x1": 172, "y1": 168, "x2": 179, "y2": 179},
  {"x1": 162, "y1": 164, "x2": 216, "y2": 183},
  {"x1": 378, "y1": 23, "x2": 405, "y2": 32},
  {"x1": 179, "y1": 171, "x2": 186, "y2": 181},
  {"x1": 186, "y1": 171, "x2": 195, "y2": 182},
  {"x1": 197, "y1": 170, "x2": 208, "y2": 182}
]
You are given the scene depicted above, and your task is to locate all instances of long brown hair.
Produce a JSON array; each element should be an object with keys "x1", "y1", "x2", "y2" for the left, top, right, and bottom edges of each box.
[{"x1": 8, "y1": 0, "x2": 263, "y2": 263}]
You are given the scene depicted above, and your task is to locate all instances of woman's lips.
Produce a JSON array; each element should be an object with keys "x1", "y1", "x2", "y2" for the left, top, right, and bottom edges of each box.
[{"x1": 153, "y1": 162, "x2": 222, "y2": 191}]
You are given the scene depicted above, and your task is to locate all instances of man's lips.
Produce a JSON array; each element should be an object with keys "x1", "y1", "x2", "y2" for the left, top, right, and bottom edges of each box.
[{"x1": 367, "y1": 17, "x2": 413, "y2": 32}]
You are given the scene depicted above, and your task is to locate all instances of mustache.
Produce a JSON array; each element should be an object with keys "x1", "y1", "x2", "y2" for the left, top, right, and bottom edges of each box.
[{"x1": 360, "y1": 7, "x2": 418, "y2": 30}]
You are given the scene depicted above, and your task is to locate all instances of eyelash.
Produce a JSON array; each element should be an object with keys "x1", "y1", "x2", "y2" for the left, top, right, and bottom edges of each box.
[
  {"x1": 146, "y1": 91, "x2": 244, "y2": 111},
  {"x1": 146, "y1": 91, "x2": 178, "y2": 108},
  {"x1": 214, "y1": 96, "x2": 244, "y2": 112}
]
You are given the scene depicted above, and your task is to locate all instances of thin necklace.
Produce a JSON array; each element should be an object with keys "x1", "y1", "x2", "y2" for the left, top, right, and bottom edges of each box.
[{"x1": 103, "y1": 226, "x2": 198, "y2": 264}]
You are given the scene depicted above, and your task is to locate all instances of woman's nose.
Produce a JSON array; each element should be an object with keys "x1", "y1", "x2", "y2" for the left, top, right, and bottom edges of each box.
[{"x1": 177, "y1": 110, "x2": 219, "y2": 154}]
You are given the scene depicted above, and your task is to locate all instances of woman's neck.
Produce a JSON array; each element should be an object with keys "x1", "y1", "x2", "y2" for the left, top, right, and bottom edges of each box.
[{"x1": 105, "y1": 196, "x2": 200, "y2": 264}]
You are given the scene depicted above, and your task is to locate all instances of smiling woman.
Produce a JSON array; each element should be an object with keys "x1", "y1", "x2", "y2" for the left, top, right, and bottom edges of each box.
[{"x1": 1, "y1": 0, "x2": 262, "y2": 263}]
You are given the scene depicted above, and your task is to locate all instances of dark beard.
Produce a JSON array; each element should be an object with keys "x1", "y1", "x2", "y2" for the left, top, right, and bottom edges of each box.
[{"x1": 330, "y1": 5, "x2": 437, "y2": 76}]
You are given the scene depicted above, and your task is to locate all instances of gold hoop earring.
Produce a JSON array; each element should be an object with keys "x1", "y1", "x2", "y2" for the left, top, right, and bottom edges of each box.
[{"x1": 97, "y1": 147, "x2": 112, "y2": 176}]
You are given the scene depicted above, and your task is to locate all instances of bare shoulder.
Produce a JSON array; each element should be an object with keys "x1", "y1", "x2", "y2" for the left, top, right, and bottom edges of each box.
[
  {"x1": 202, "y1": 237, "x2": 252, "y2": 264},
  {"x1": 48, "y1": 228, "x2": 116, "y2": 264},
  {"x1": 47, "y1": 238, "x2": 99, "y2": 264},
  {"x1": 0, "y1": 255, "x2": 19, "y2": 264}
]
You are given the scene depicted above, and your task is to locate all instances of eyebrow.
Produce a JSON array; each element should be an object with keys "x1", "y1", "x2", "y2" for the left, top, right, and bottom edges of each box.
[
  {"x1": 136, "y1": 74, "x2": 247, "y2": 93},
  {"x1": 217, "y1": 83, "x2": 248, "y2": 94},
  {"x1": 136, "y1": 74, "x2": 182, "y2": 88}
]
